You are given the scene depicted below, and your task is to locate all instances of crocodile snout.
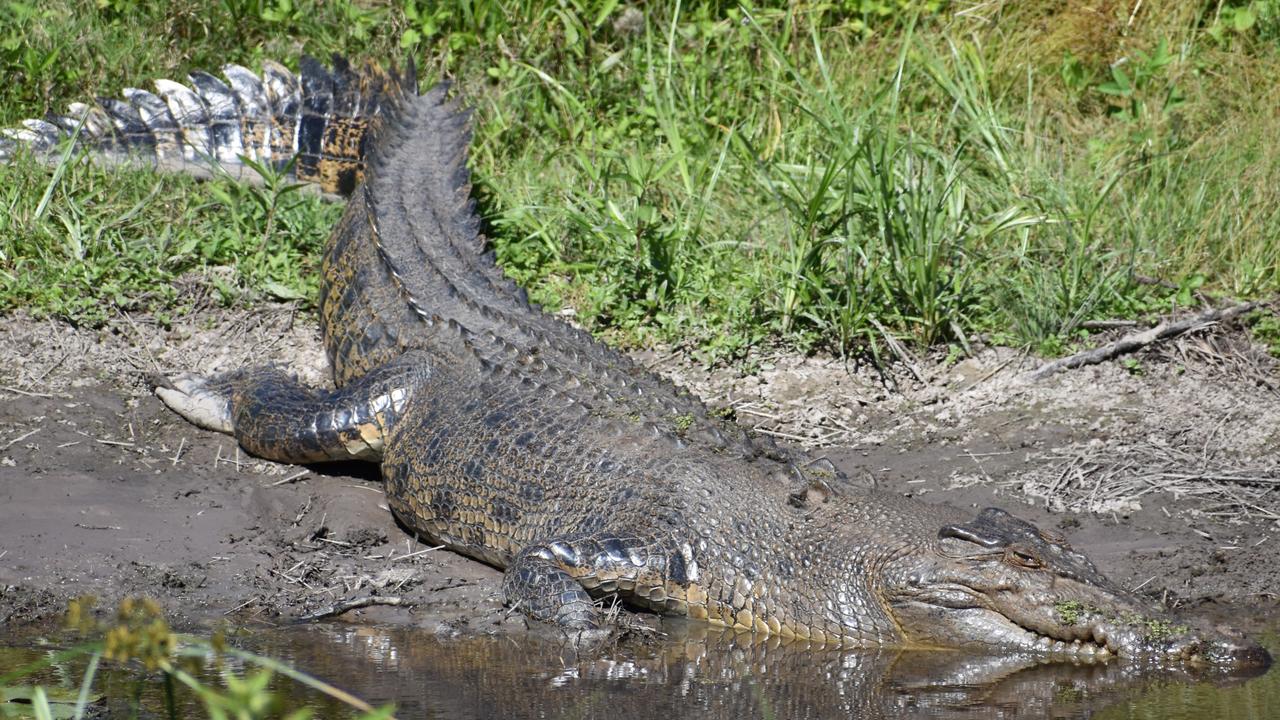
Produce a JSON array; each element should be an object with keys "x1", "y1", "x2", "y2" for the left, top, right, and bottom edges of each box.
[{"x1": 1195, "y1": 624, "x2": 1272, "y2": 673}]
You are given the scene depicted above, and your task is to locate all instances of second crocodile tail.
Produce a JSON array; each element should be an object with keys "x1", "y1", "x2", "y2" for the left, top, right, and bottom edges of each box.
[{"x1": 0, "y1": 54, "x2": 416, "y2": 197}]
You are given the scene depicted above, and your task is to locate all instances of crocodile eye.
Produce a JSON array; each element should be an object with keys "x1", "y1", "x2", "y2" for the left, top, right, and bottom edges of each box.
[{"x1": 1005, "y1": 547, "x2": 1042, "y2": 569}]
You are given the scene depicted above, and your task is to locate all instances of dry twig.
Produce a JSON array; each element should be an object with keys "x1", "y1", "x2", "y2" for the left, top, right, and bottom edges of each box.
[
  {"x1": 1022, "y1": 301, "x2": 1263, "y2": 382},
  {"x1": 869, "y1": 317, "x2": 925, "y2": 384},
  {"x1": 1, "y1": 428, "x2": 40, "y2": 451},
  {"x1": 298, "y1": 596, "x2": 408, "y2": 621},
  {"x1": 0, "y1": 385, "x2": 60, "y2": 398}
]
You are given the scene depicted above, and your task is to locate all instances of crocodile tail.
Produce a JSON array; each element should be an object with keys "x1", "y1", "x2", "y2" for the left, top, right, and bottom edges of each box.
[{"x1": 0, "y1": 55, "x2": 416, "y2": 197}]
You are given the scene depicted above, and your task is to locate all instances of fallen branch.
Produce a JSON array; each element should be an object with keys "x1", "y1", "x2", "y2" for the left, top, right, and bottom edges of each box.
[
  {"x1": 298, "y1": 595, "x2": 408, "y2": 621},
  {"x1": 1021, "y1": 301, "x2": 1263, "y2": 382},
  {"x1": 1079, "y1": 319, "x2": 1139, "y2": 330}
]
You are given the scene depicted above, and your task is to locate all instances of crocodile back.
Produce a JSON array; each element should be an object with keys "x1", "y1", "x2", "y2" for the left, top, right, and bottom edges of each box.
[{"x1": 317, "y1": 84, "x2": 772, "y2": 460}]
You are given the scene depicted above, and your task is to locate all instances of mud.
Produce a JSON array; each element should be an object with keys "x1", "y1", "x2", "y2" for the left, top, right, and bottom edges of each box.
[{"x1": 1, "y1": 305, "x2": 1278, "y2": 633}]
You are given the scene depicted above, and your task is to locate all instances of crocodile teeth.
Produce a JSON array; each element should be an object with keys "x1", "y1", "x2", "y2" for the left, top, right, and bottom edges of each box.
[{"x1": 1091, "y1": 628, "x2": 1113, "y2": 653}]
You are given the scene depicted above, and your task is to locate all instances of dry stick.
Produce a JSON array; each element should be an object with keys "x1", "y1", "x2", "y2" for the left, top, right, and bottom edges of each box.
[
  {"x1": 28, "y1": 348, "x2": 72, "y2": 384},
  {"x1": 735, "y1": 406, "x2": 780, "y2": 420},
  {"x1": 170, "y1": 437, "x2": 186, "y2": 467},
  {"x1": 117, "y1": 310, "x2": 163, "y2": 374},
  {"x1": 392, "y1": 544, "x2": 445, "y2": 562},
  {"x1": 0, "y1": 385, "x2": 59, "y2": 398},
  {"x1": 1021, "y1": 301, "x2": 1263, "y2": 382},
  {"x1": 1, "y1": 428, "x2": 40, "y2": 451},
  {"x1": 754, "y1": 427, "x2": 813, "y2": 443},
  {"x1": 869, "y1": 317, "x2": 926, "y2": 384},
  {"x1": 298, "y1": 596, "x2": 408, "y2": 621},
  {"x1": 1202, "y1": 411, "x2": 1234, "y2": 461},
  {"x1": 224, "y1": 597, "x2": 258, "y2": 615},
  {"x1": 270, "y1": 469, "x2": 310, "y2": 487},
  {"x1": 1079, "y1": 319, "x2": 1140, "y2": 330}
]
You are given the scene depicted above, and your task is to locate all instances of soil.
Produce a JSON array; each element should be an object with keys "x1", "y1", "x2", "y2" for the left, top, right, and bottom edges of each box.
[{"x1": 1, "y1": 304, "x2": 1278, "y2": 635}]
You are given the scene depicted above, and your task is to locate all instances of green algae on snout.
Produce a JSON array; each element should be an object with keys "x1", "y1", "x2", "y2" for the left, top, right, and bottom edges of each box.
[
  {"x1": 1056, "y1": 602, "x2": 1190, "y2": 641},
  {"x1": 1117, "y1": 611, "x2": 1190, "y2": 641},
  {"x1": 1055, "y1": 600, "x2": 1095, "y2": 626},
  {"x1": 1143, "y1": 619, "x2": 1192, "y2": 640}
]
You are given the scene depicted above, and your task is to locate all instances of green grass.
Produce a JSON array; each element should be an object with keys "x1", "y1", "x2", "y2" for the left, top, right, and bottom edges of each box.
[
  {"x1": 0, "y1": 153, "x2": 339, "y2": 324},
  {"x1": 1, "y1": 0, "x2": 1278, "y2": 358}
]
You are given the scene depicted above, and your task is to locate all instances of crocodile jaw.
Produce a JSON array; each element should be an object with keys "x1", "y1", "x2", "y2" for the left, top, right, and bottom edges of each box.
[
  {"x1": 888, "y1": 601, "x2": 1119, "y2": 659},
  {"x1": 885, "y1": 582, "x2": 1272, "y2": 671}
]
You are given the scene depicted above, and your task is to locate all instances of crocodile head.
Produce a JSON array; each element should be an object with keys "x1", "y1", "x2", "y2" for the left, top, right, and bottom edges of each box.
[{"x1": 882, "y1": 507, "x2": 1270, "y2": 671}]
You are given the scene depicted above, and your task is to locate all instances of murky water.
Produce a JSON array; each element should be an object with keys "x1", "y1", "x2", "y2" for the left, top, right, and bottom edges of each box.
[{"x1": 3, "y1": 620, "x2": 1277, "y2": 719}]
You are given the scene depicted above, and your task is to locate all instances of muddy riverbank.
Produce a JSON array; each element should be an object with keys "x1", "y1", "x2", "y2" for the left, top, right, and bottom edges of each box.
[{"x1": 2, "y1": 306, "x2": 1277, "y2": 632}]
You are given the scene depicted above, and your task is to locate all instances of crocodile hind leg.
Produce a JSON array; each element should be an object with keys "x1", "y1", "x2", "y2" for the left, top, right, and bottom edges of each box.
[{"x1": 155, "y1": 355, "x2": 427, "y2": 464}]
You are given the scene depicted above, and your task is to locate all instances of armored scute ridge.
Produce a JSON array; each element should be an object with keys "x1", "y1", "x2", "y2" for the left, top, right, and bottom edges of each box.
[{"x1": 12, "y1": 56, "x2": 1266, "y2": 670}]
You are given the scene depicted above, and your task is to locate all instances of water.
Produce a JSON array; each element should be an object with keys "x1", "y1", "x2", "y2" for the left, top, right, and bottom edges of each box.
[
  {"x1": 4, "y1": 620, "x2": 1277, "y2": 719},
  {"x1": 256, "y1": 621, "x2": 1277, "y2": 719}
]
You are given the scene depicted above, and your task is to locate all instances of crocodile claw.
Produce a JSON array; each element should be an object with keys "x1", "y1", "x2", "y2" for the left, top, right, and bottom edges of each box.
[{"x1": 154, "y1": 373, "x2": 234, "y2": 433}]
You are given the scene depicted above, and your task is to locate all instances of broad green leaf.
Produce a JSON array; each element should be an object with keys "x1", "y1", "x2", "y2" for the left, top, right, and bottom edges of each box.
[{"x1": 1234, "y1": 7, "x2": 1256, "y2": 31}]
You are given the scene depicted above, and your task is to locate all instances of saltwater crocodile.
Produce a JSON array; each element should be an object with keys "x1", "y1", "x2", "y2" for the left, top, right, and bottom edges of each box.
[{"x1": 6, "y1": 57, "x2": 1270, "y2": 670}]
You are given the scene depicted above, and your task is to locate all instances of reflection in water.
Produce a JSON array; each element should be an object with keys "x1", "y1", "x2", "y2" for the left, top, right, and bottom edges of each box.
[
  {"x1": 245, "y1": 621, "x2": 1277, "y2": 720},
  {"x1": 1, "y1": 621, "x2": 1274, "y2": 718}
]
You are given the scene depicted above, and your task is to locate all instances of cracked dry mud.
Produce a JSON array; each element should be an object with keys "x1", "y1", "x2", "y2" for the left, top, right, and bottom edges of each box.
[{"x1": 1, "y1": 305, "x2": 1278, "y2": 635}]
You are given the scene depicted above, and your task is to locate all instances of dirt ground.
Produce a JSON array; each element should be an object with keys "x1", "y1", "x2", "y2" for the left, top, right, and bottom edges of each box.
[{"x1": 1, "y1": 304, "x2": 1278, "y2": 635}]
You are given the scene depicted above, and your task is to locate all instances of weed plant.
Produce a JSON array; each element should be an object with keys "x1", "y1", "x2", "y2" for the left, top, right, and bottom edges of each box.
[
  {"x1": 1, "y1": 0, "x2": 1277, "y2": 359},
  {"x1": 1, "y1": 597, "x2": 394, "y2": 719}
]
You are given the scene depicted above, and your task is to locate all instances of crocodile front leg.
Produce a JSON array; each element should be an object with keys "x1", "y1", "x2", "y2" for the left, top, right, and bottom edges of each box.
[
  {"x1": 503, "y1": 544, "x2": 603, "y2": 629},
  {"x1": 502, "y1": 533, "x2": 683, "y2": 631},
  {"x1": 155, "y1": 354, "x2": 428, "y2": 464}
]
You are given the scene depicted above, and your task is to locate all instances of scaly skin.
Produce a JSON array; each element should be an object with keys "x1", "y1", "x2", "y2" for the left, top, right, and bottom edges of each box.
[{"x1": 36, "y1": 57, "x2": 1261, "y2": 670}]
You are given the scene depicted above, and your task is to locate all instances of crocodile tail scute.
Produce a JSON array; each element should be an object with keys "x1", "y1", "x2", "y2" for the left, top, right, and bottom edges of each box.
[{"x1": 0, "y1": 55, "x2": 416, "y2": 196}]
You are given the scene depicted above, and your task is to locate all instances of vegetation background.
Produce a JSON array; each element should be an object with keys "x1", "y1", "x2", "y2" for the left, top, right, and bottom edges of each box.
[{"x1": 1, "y1": 0, "x2": 1278, "y2": 363}]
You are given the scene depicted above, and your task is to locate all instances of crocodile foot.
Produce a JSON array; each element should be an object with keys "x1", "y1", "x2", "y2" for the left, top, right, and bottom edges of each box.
[{"x1": 153, "y1": 372, "x2": 235, "y2": 433}]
